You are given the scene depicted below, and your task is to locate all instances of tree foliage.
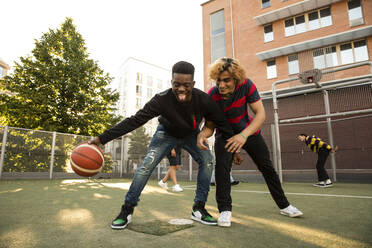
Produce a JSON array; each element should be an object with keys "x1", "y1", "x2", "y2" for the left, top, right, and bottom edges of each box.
[
  {"x1": 0, "y1": 17, "x2": 121, "y2": 136},
  {"x1": 127, "y1": 126, "x2": 151, "y2": 164},
  {"x1": 0, "y1": 18, "x2": 119, "y2": 174}
]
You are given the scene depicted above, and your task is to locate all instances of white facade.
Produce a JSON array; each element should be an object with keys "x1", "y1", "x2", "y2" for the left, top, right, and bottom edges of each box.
[
  {"x1": 116, "y1": 57, "x2": 171, "y2": 134},
  {"x1": 114, "y1": 57, "x2": 171, "y2": 172}
]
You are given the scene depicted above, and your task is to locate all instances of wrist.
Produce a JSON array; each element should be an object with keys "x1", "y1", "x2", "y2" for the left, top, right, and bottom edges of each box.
[{"x1": 239, "y1": 133, "x2": 247, "y2": 140}]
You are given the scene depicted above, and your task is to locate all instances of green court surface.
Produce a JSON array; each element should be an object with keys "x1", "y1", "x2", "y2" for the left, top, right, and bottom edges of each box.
[{"x1": 1, "y1": 179, "x2": 371, "y2": 248}]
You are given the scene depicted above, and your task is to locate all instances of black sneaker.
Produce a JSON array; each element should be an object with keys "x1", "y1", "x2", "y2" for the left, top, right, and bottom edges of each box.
[
  {"x1": 191, "y1": 202, "x2": 217, "y2": 225},
  {"x1": 210, "y1": 182, "x2": 215, "y2": 186},
  {"x1": 313, "y1": 181, "x2": 333, "y2": 188},
  {"x1": 230, "y1": 180, "x2": 240, "y2": 186},
  {"x1": 111, "y1": 204, "x2": 134, "y2": 230}
]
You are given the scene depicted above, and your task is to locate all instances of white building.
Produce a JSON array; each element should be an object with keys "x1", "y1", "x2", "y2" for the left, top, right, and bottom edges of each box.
[
  {"x1": 112, "y1": 57, "x2": 171, "y2": 173},
  {"x1": 116, "y1": 57, "x2": 170, "y2": 134}
]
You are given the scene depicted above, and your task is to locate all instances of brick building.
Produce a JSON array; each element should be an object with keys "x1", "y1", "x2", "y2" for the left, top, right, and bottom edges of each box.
[{"x1": 201, "y1": 0, "x2": 372, "y2": 182}]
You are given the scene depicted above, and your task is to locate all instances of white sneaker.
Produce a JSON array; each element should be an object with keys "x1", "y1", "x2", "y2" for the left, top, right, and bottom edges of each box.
[
  {"x1": 325, "y1": 179, "x2": 333, "y2": 187},
  {"x1": 217, "y1": 211, "x2": 231, "y2": 227},
  {"x1": 158, "y1": 180, "x2": 168, "y2": 190},
  {"x1": 172, "y1": 184, "x2": 183, "y2": 192},
  {"x1": 280, "y1": 205, "x2": 303, "y2": 218}
]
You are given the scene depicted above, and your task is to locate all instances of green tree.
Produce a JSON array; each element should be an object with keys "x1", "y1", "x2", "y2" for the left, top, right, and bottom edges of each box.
[
  {"x1": 0, "y1": 17, "x2": 121, "y2": 136},
  {"x1": 0, "y1": 17, "x2": 121, "y2": 173},
  {"x1": 127, "y1": 126, "x2": 151, "y2": 164}
]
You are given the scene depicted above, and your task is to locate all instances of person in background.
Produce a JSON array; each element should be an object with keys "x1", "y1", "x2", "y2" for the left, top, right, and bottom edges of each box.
[
  {"x1": 210, "y1": 169, "x2": 239, "y2": 186},
  {"x1": 297, "y1": 134, "x2": 338, "y2": 188},
  {"x1": 158, "y1": 146, "x2": 183, "y2": 192}
]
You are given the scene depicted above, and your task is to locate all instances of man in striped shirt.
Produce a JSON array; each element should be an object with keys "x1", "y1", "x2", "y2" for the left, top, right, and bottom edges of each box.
[
  {"x1": 298, "y1": 134, "x2": 338, "y2": 188},
  {"x1": 197, "y1": 57, "x2": 303, "y2": 227}
]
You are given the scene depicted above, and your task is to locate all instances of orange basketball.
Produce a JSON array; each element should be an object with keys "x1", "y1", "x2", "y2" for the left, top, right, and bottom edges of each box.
[{"x1": 70, "y1": 143, "x2": 104, "y2": 177}]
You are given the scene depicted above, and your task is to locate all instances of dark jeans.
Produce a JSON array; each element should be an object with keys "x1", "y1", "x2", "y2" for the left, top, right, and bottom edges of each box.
[
  {"x1": 316, "y1": 148, "x2": 330, "y2": 181},
  {"x1": 214, "y1": 133, "x2": 290, "y2": 212}
]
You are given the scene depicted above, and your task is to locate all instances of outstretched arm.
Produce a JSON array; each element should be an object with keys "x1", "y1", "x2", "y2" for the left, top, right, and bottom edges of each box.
[{"x1": 331, "y1": 145, "x2": 339, "y2": 153}]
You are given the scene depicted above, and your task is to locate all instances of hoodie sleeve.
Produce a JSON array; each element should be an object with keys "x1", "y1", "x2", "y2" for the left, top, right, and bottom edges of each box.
[{"x1": 98, "y1": 95, "x2": 162, "y2": 145}]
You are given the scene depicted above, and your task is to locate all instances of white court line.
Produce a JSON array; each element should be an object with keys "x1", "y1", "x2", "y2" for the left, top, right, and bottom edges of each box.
[{"x1": 182, "y1": 185, "x2": 372, "y2": 199}]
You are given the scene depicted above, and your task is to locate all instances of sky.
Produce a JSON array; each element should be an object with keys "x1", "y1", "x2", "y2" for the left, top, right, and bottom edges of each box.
[{"x1": 1, "y1": 0, "x2": 206, "y2": 89}]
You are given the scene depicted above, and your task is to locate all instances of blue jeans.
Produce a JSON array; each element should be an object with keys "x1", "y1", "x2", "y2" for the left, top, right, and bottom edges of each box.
[{"x1": 125, "y1": 124, "x2": 214, "y2": 206}]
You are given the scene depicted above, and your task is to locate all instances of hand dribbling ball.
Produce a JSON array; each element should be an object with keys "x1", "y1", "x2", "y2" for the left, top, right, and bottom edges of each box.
[{"x1": 70, "y1": 143, "x2": 104, "y2": 177}]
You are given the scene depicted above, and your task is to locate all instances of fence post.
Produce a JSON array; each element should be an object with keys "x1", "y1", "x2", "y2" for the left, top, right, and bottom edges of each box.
[
  {"x1": 121, "y1": 136, "x2": 125, "y2": 177},
  {"x1": 189, "y1": 154, "x2": 192, "y2": 181},
  {"x1": 0, "y1": 126, "x2": 9, "y2": 179},
  {"x1": 49, "y1": 131, "x2": 57, "y2": 180},
  {"x1": 271, "y1": 124, "x2": 278, "y2": 172},
  {"x1": 323, "y1": 90, "x2": 337, "y2": 182}
]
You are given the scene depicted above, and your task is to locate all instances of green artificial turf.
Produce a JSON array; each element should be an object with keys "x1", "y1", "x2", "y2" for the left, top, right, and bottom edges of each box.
[{"x1": 0, "y1": 179, "x2": 371, "y2": 248}]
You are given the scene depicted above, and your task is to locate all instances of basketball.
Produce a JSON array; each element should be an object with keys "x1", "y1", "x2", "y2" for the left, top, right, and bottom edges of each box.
[{"x1": 70, "y1": 143, "x2": 104, "y2": 177}]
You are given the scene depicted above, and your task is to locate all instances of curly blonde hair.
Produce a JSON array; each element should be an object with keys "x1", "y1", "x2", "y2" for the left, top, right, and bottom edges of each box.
[{"x1": 207, "y1": 57, "x2": 246, "y2": 84}]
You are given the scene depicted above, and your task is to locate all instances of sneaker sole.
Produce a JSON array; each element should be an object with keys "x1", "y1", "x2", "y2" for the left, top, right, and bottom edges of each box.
[
  {"x1": 111, "y1": 221, "x2": 130, "y2": 230},
  {"x1": 280, "y1": 211, "x2": 303, "y2": 218},
  {"x1": 158, "y1": 185, "x2": 168, "y2": 190},
  {"x1": 313, "y1": 184, "x2": 333, "y2": 188},
  {"x1": 217, "y1": 221, "x2": 231, "y2": 227},
  {"x1": 111, "y1": 216, "x2": 132, "y2": 230},
  {"x1": 191, "y1": 215, "x2": 217, "y2": 225}
]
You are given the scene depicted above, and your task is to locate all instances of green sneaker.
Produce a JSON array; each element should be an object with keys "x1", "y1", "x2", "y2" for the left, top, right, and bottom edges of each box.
[
  {"x1": 111, "y1": 204, "x2": 133, "y2": 230},
  {"x1": 191, "y1": 203, "x2": 217, "y2": 225}
]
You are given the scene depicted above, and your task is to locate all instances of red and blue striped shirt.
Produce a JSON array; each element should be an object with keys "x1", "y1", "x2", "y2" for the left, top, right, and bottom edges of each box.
[{"x1": 208, "y1": 78, "x2": 261, "y2": 135}]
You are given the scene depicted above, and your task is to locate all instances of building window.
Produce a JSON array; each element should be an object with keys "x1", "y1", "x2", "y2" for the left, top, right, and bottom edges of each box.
[
  {"x1": 147, "y1": 76, "x2": 153, "y2": 86},
  {"x1": 320, "y1": 8, "x2": 332, "y2": 27},
  {"x1": 313, "y1": 49, "x2": 326, "y2": 69},
  {"x1": 312, "y1": 40, "x2": 368, "y2": 69},
  {"x1": 285, "y1": 7, "x2": 332, "y2": 37},
  {"x1": 136, "y1": 72, "x2": 142, "y2": 84},
  {"x1": 266, "y1": 60, "x2": 277, "y2": 79},
  {"x1": 147, "y1": 88, "x2": 153, "y2": 98},
  {"x1": 308, "y1": 11, "x2": 320, "y2": 30},
  {"x1": 136, "y1": 85, "x2": 142, "y2": 96},
  {"x1": 354, "y1": 40, "x2": 368, "y2": 62},
  {"x1": 136, "y1": 98, "x2": 141, "y2": 108},
  {"x1": 262, "y1": 0, "x2": 270, "y2": 8},
  {"x1": 295, "y1": 15, "x2": 306, "y2": 34},
  {"x1": 285, "y1": 19, "x2": 295, "y2": 37},
  {"x1": 340, "y1": 43, "x2": 354, "y2": 65},
  {"x1": 157, "y1": 79, "x2": 162, "y2": 89},
  {"x1": 340, "y1": 40, "x2": 369, "y2": 64},
  {"x1": 348, "y1": 0, "x2": 364, "y2": 26},
  {"x1": 288, "y1": 54, "x2": 299, "y2": 75},
  {"x1": 210, "y1": 9, "x2": 226, "y2": 62},
  {"x1": 313, "y1": 46, "x2": 338, "y2": 69},
  {"x1": 264, "y1": 24, "x2": 274, "y2": 42}
]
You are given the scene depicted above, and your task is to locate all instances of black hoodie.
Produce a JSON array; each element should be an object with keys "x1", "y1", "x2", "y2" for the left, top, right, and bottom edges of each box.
[{"x1": 98, "y1": 88, "x2": 234, "y2": 145}]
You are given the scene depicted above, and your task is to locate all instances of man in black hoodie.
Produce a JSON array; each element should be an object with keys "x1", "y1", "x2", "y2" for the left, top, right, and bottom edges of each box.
[{"x1": 88, "y1": 61, "x2": 239, "y2": 230}]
